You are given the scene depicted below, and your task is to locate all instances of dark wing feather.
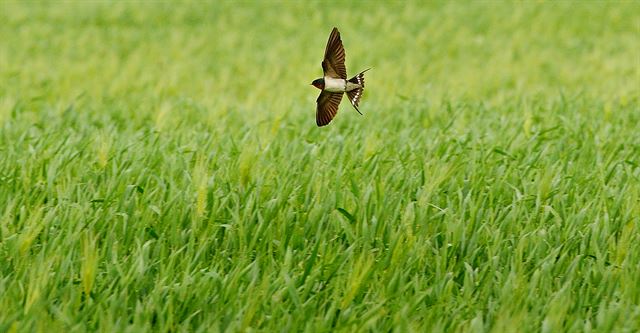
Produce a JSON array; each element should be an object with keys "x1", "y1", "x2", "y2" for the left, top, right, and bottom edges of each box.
[
  {"x1": 322, "y1": 27, "x2": 347, "y2": 79},
  {"x1": 316, "y1": 91, "x2": 343, "y2": 126}
]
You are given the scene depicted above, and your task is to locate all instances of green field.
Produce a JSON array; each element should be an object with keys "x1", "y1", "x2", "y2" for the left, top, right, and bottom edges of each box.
[{"x1": 1, "y1": 1, "x2": 639, "y2": 332}]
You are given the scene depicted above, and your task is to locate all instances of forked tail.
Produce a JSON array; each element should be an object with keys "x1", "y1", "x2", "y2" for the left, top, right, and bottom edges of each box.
[{"x1": 346, "y1": 68, "x2": 371, "y2": 115}]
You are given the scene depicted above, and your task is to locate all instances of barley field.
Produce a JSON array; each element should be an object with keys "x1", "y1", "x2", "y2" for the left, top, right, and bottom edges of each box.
[{"x1": 1, "y1": 1, "x2": 639, "y2": 332}]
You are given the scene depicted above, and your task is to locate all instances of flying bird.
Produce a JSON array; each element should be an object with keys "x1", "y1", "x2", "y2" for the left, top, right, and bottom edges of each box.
[{"x1": 311, "y1": 27, "x2": 370, "y2": 127}]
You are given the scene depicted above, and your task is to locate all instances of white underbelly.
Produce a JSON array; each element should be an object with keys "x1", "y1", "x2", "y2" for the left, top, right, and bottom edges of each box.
[{"x1": 324, "y1": 77, "x2": 346, "y2": 92}]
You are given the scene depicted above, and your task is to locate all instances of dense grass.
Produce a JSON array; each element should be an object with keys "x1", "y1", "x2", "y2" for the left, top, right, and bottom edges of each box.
[{"x1": 1, "y1": 1, "x2": 639, "y2": 332}]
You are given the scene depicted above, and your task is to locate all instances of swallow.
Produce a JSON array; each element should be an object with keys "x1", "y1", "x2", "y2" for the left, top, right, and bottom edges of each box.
[{"x1": 311, "y1": 27, "x2": 371, "y2": 127}]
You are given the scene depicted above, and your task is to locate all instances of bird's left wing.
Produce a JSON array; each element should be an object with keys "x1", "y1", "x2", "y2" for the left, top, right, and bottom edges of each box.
[{"x1": 322, "y1": 27, "x2": 347, "y2": 79}]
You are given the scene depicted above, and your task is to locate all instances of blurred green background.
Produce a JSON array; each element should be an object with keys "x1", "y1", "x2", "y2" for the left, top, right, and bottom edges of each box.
[
  {"x1": 0, "y1": 1, "x2": 639, "y2": 332},
  {"x1": 1, "y1": 1, "x2": 637, "y2": 124}
]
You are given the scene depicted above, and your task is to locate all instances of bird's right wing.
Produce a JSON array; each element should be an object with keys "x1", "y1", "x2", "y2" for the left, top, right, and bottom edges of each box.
[{"x1": 316, "y1": 91, "x2": 343, "y2": 126}]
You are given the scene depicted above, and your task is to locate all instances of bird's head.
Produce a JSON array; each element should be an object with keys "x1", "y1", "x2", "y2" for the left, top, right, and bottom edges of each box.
[{"x1": 311, "y1": 78, "x2": 325, "y2": 90}]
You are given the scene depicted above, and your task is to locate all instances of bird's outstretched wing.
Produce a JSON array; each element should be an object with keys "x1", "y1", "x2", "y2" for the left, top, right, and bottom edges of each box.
[
  {"x1": 316, "y1": 91, "x2": 343, "y2": 126},
  {"x1": 322, "y1": 27, "x2": 347, "y2": 79}
]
